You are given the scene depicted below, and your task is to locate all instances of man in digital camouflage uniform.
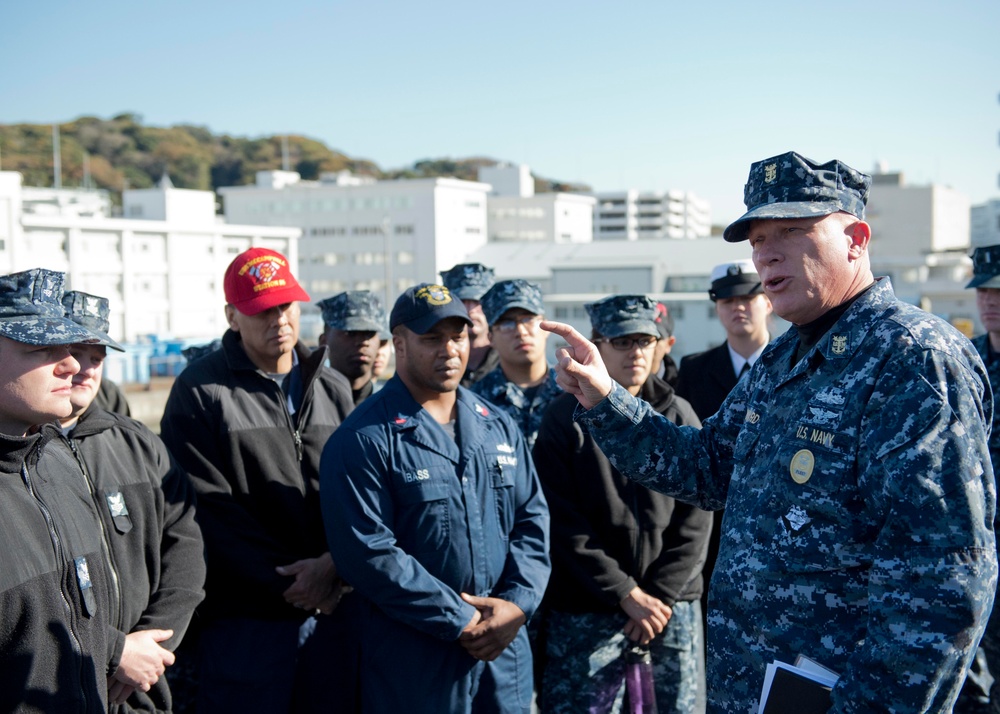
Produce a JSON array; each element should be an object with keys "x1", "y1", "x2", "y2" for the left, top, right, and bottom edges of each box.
[
  {"x1": 317, "y1": 289, "x2": 389, "y2": 406},
  {"x1": 543, "y1": 151, "x2": 997, "y2": 713},
  {"x1": 441, "y1": 263, "x2": 500, "y2": 387},
  {"x1": 957, "y1": 245, "x2": 1000, "y2": 713},
  {"x1": 471, "y1": 279, "x2": 562, "y2": 449}
]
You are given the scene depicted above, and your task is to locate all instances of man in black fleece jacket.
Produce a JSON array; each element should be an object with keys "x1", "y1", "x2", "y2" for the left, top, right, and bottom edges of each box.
[
  {"x1": 160, "y1": 248, "x2": 355, "y2": 713},
  {"x1": 60, "y1": 290, "x2": 206, "y2": 712},
  {"x1": 0, "y1": 268, "x2": 117, "y2": 713},
  {"x1": 533, "y1": 294, "x2": 711, "y2": 714}
]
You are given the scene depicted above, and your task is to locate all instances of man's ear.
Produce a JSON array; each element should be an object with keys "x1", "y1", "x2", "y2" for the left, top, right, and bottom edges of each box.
[
  {"x1": 224, "y1": 304, "x2": 240, "y2": 332},
  {"x1": 848, "y1": 221, "x2": 871, "y2": 260}
]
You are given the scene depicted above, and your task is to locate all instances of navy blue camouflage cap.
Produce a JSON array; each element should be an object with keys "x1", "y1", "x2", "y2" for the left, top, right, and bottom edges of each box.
[
  {"x1": 317, "y1": 290, "x2": 388, "y2": 335},
  {"x1": 0, "y1": 269, "x2": 107, "y2": 347},
  {"x1": 724, "y1": 151, "x2": 872, "y2": 243},
  {"x1": 966, "y1": 245, "x2": 1000, "y2": 289},
  {"x1": 480, "y1": 279, "x2": 545, "y2": 326},
  {"x1": 62, "y1": 291, "x2": 125, "y2": 352},
  {"x1": 585, "y1": 294, "x2": 661, "y2": 339},
  {"x1": 390, "y1": 283, "x2": 473, "y2": 335},
  {"x1": 440, "y1": 263, "x2": 495, "y2": 301}
]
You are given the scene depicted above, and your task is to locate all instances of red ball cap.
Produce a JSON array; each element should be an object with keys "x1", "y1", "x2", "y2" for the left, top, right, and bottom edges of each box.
[{"x1": 223, "y1": 247, "x2": 310, "y2": 316}]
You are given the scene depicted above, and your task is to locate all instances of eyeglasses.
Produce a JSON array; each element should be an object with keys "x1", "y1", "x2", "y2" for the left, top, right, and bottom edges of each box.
[
  {"x1": 596, "y1": 335, "x2": 658, "y2": 351},
  {"x1": 493, "y1": 315, "x2": 543, "y2": 334}
]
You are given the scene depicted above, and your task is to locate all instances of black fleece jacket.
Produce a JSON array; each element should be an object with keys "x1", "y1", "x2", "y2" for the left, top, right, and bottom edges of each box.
[
  {"x1": 533, "y1": 376, "x2": 712, "y2": 613},
  {"x1": 0, "y1": 425, "x2": 114, "y2": 713},
  {"x1": 66, "y1": 405, "x2": 206, "y2": 713},
  {"x1": 159, "y1": 331, "x2": 353, "y2": 621}
]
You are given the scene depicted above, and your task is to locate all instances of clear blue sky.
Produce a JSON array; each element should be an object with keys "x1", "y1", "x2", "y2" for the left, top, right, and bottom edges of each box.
[{"x1": 2, "y1": 0, "x2": 998, "y2": 223}]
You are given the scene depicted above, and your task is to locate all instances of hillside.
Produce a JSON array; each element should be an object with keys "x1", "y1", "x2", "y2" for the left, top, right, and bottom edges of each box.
[{"x1": 0, "y1": 114, "x2": 589, "y2": 198}]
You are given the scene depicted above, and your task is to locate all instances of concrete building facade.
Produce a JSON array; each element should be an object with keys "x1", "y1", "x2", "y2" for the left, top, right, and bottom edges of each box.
[
  {"x1": 0, "y1": 171, "x2": 300, "y2": 343},
  {"x1": 971, "y1": 198, "x2": 1000, "y2": 249},
  {"x1": 591, "y1": 189, "x2": 711, "y2": 241},
  {"x1": 220, "y1": 171, "x2": 490, "y2": 336}
]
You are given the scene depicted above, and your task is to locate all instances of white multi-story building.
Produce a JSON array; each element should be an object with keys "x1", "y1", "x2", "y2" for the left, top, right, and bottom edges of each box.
[
  {"x1": 865, "y1": 171, "x2": 970, "y2": 256},
  {"x1": 971, "y1": 198, "x2": 1000, "y2": 249},
  {"x1": 220, "y1": 171, "x2": 490, "y2": 336},
  {"x1": 0, "y1": 171, "x2": 300, "y2": 343},
  {"x1": 21, "y1": 185, "x2": 113, "y2": 218},
  {"x1": 480, "y1": 163, "x2": 595, "y2": 244},
  {"x1": 591, "y1": 189, "x2": 711, "y2": 241},
  {"x1": 469, "y1": 237, "x2": 761, "y2": 360}
]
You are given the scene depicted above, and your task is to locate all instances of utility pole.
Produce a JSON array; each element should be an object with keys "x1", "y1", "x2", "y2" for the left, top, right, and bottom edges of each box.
[{"x1": 52, "y1": 124, "x2": 62, "y2": 189}]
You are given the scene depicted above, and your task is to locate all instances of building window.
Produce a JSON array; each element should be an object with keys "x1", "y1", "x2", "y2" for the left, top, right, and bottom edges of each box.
[
  {"x1": 394, "y1": 224, "x2": 414, "y2": 235},
  {"x1": 397, "y1": 251, "x2": 415, "y2": 265},
  {"x1": 465, "y1": 227, "x2": 481, "y2": 234},
  {"x1": 554, "y1": 306, "x2": 568, "y2": 319}
]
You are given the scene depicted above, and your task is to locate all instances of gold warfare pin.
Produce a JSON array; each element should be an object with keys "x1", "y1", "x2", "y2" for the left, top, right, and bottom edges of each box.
[{"x1": 790, "y1": 449, "x2": 815, "y2": 484}]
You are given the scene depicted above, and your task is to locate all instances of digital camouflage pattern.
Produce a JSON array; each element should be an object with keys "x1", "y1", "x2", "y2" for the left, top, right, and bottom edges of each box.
[
  {"x1": 480, "y1": 279, "x2": 545, "y2": 325},
  {"x1": 724, "y1": 151, "x2": 872, "y2": 243},
  {"x1": 585, "y1": 295, "x2": 661, "y2": 339},
  {"x1": 471, "y1": 366, "x2": 562, "y2": 449},
  {"x1": 62, "y1": 289, "x2": 125, "y2": 351},
  {"x1": 0, "y1": 268, "x2": 104, "y2": 346},
  {"x1": 543, "y1": 602, "x2": 703, "y2": 714},
  {"x1": 577, "y1": 278, "x2": 997, "y2": 713},
  {"x1": 316, "y1": 290, "x2": 388, "y2": 334},
  {"x1": 440, "y1": 262, "x2": 495, "y2": 301}
]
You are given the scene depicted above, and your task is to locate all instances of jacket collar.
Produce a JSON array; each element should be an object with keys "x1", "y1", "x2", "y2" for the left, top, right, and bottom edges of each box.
[
  {"x1": 221, "y1": 329, "x2": 327, "y2": 393},
  {"x1": 761, "y1": 277, "x2": 895, "y2": 387}
]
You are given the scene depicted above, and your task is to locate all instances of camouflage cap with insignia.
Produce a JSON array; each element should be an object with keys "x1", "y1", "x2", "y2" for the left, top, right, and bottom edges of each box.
[
  {"x1": 585, "y1": 294, "x2": 661, "y2": 339},
  {"x1": 724, "y1": 151, "x2": 872, "y2": 243},
  {"x1": 62, "y1": 291, "x2": 125, "y2": 352},
  {"x1": 966, "y1": 245, "x2": 1000, "y2": 289},
  {"x1": 0, "y1": 268, "x2": 108, "y2": 347},
  {"x1": 390, "y1": 283, "x2": 473, "y2": 335},
  {"x1": 480, "y1": 279, "x2": 545, "y2": 326},
  {"x1": 317, "y1": 290, "x2": 388, "y2": 335},
  {"x1": 440, "y1": 263, "x2": 495, "y2": 301}
]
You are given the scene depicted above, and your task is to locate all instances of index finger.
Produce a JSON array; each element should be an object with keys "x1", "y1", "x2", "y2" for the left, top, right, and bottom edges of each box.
[{"x1": 540, "y1": 320, "x2": 590, "y2": 348}]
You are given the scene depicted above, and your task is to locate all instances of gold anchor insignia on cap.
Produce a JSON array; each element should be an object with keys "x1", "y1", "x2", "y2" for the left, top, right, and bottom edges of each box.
[
  {"x1": 831, "y1": 335, "x2": 847, "y2": 355},
  {"x1": 790, "y1": 449, "x2": 814, "y2": 484},
  {"x1": 764, "y1": 163, "x2": 778, "y2": 183}
]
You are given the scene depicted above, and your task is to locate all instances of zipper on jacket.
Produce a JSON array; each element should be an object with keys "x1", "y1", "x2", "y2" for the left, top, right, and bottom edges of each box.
[
  {"x1": 67, "y1": 438, "x2": 123, "y2": 630},
  {"x1": 260, "y1": 368, "x2": 307, "y2": 464},
  {"x1": 21, "y1": 460, "x2": 89, "y2": 710}
]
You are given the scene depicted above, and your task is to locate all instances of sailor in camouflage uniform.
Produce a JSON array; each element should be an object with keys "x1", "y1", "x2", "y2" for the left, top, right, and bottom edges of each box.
[
  {"x1": 317, "y1": 289, "x2": 389, "y2": 406},
  {"x1": 535, "y1": 295, "x2": 709, "y2": 714},
  {"x1": 959, "y1": 245, "x2": 1000, "y2": 713},
  {"x1": 543, "y1": 151, "x2": 998, "y2": 713},
  {"x1": 471, "y1": 279, "x2": 562, "y2": 449},
  {"x1": 441, "y1": 263, "x2": 500, "y2": 386}
]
